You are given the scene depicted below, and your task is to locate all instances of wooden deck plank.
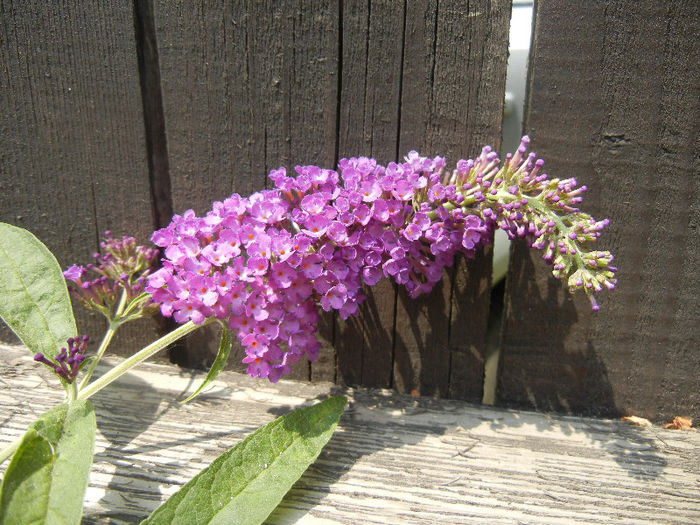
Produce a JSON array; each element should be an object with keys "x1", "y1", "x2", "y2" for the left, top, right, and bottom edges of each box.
[{"x1": 1, "y1": 344, "x2": 699, "y2": 524}]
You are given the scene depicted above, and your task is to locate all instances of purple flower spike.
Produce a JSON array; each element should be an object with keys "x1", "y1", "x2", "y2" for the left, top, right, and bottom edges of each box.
[{"x1": 146, "y1": 138, "x2": 616, "y2": 383}]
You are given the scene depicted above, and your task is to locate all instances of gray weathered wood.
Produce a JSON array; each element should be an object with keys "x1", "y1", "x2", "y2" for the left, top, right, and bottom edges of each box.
[
  {"x1": 152, "y1": 1, "x2": 340, "y2": 379},
  {"x1": 1, "y1": 344, "x2": 699, "y2": 524},
  {"x1": 0, "y1": 1, "x2": 159, "y2": 353},
  {"x1": 499, "y1": 0, "x2": 700, "y2": 422}
]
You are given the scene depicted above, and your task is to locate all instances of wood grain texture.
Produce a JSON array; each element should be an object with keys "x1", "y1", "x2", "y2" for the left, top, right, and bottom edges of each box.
[
  {"x1": 0, "y1": 1, "x2": 159, "y2": 354},
  {"x1": 498, "y1": 0, "x2": 700, "y2": 422},
  {"x1": 152, "y1": 1, "x2": 339, "y2": 379},
  {"x1": 152, "y1": 1, "x2": 508, "y2": 398},
  {"x1": 334, "y1": 0, "x2": 406, "y2": 389},
  {"x1": 393, "y1": 0, "x2": 510, "y2": 398},
  {"x1": 2, "y1": 344, "x2": 699, "y2": 525}
]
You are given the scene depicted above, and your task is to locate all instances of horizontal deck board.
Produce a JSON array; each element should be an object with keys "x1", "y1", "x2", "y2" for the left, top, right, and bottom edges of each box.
[{"x1": 1, "y1": 344, "x2": 698, "y2": 524}]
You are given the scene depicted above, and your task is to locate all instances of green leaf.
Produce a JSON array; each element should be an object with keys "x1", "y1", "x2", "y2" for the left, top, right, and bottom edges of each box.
[
  {"x1": 180, "y1": 325, "x2": 233, "y2": 404},
  {"x1": 0, "y1": 223, "x2": 76, "y2": 356},
  {"x1": 0, "y1": 400, "x2": 96, "y2": 525},
  {"x1": 142, "y1": 395, "x2": 347, "y2": 525}
]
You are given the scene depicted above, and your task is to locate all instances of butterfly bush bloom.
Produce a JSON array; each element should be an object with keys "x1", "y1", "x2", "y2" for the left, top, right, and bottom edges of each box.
[
  {"x1": 64, "y1": 232, "x2": 159, "y2": 320},
  {"x1": 442, "y1": 136, "x2": 618, "y2": 311},
  {"x1": 34, "y1": 335, "x2": 89, "y2": 384},
  {"x1": 148, "y1": 137, "x2": 616, "y2": 381}
]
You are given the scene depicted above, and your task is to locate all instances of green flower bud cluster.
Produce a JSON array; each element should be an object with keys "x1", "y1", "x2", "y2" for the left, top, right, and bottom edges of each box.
[
  {"x1": 63, "y1": 232, "x2": 160, "y2": 322},
  {"x1": 444, "y1": 136, "x2": 617, "y2": 310}
]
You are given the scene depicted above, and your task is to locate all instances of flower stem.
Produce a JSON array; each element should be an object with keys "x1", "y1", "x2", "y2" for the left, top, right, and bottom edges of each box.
[
  {"x1": 77, "y1": 320, "x2": 208, "y2": 401},
  {"x1": 114, "y1": 286, "x2": 129, "y2": 318},
  {"x1": 65, "y1": 380, "x2": 78, "y2": 402},
  {"x1": 78, "y1": 321, "x2": 119, "y2": 391}
]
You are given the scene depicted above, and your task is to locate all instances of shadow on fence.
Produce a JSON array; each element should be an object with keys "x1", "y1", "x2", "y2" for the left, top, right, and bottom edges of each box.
[{"x1": 499, "y1": 243, "x2": 618, "y2": 418}]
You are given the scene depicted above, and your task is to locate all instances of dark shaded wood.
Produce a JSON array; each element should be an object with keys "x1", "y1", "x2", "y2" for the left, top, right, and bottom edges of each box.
[
  {"x1": 0, "y1": 1, "x2": 158, "y2": 354},
  {"x1": 152, "y1": 1, "x2": 507, "y2": 394},
  {"x1": 393, "y1": 0, "x2": 510, "y2": 398},
  {"x1": 448, "y1": 247, "x2": 493, "y2": 401},
  {"x1": 134, "y1": 0, "x2": 172, "y2": 230},
  {"x1": 498, "y1": 0, "x2": 700, "y2": 422},
  {"x1": 153, "y1": 2, "x2": 339, "y2": 379},
  {"x1": 334, "y1": 0, "x2": 406, "y2": 389}
]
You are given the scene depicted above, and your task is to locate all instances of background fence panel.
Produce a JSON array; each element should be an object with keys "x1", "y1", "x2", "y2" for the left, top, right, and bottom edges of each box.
[
  {"x1": 4, "y1": 1, "x2": 694, "y2": 420},
  {"x1": 151, "y1": 0, "x2": 509, "y2": 401},
  {"x1": 498, "y1": 0, "x2": 699, "y2": 422},
  {"x1": 0, "y1": 1, "x2": 159, "y2": 353},
  {"x1": 333, "y1": 0, "x2": 406, "y2": 390},
  {"x1": 391, "y1": 0, "x2": 510, "y2": 399},
  {"x1": 151, "y1": 1, "x2": 340, "y2": 379}
]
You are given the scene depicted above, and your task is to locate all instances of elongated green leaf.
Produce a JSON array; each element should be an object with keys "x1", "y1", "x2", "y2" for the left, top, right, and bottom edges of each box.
[
  {"x1": 180, "y1": 326, "x2": 232, "y2": 404},
  {"x1": 0, "y1": 223, "x2": 76, "y2": 355},
  {"x1": 142, "y1": 396, "x2": 347, "y2": 525},
  {"x1": 0, "y1": 400, "x2": 96, "y2": 525}
]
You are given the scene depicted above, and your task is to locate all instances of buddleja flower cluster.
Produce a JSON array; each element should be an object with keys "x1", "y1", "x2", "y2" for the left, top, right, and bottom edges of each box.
[
  {"x1": 147, "y1": 137, "x2": 616, "y2": 382},
  {"x1": 462, "y1": 136, "x2": 617, "y2": 309},
  {"x1": 34, "y1": 335, "x2": 89, "y2": 384},
  {"x1": 63, "y1": 232, "x2": 159, "y2": 321}
]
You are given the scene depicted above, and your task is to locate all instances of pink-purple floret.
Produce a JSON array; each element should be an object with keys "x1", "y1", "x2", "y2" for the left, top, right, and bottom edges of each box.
[{"x1": 63, "y1": 233, "x2": 159, "y2": 313}]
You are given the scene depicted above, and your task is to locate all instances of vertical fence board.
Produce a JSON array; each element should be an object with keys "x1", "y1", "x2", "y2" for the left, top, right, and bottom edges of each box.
[
  {"x1": 393, "y1": 0, "x2": 510, "y2": 398},
  {"x1": 334, "y1": 0, "x2": 406, "y2": 389},
  {"x1": 0, "y1": 1, "x2": 157, "y2": 354},
  {"x1": 153, "y1": 1, "x2": 339, "y2": 379},
  {"x1": 152, "y1": 1, "x2": 508, "y2": 395},
  {"x1": 1, "y1": 1, "x2": 694, "y2": 419},
  {"x1": 499, "y1": 0, "x2": 699, "y2": 421}
]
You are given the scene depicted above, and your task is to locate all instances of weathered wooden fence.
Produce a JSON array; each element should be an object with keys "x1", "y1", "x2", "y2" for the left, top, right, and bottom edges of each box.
[{"x1": 1, "y1": 1, "x2": 697, "y2": 422}]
